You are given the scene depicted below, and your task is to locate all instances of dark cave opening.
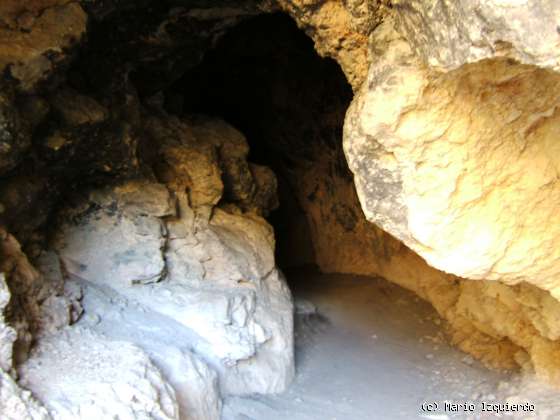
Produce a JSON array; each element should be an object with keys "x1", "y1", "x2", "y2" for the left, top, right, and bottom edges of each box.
[
  {"x1": 0, "y1": 9, "x2": 358, "y2": 275},
  {"x1": 161, "y1": 13, "x2": 354, "y2": 270}
]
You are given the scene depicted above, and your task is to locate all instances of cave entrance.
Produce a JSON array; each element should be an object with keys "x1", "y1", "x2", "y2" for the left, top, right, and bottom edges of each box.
[
  {"x1": 150, "y1": 13, "x2": 512, "y2": 418},
  {"x1": 162, "y1": 13, "x2": 353, "y2": 272}
]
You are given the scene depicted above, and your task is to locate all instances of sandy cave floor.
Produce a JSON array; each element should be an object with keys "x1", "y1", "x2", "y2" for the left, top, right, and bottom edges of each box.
[{"x1": 224, "y1": 269, "x2": 560, "y2": 420}]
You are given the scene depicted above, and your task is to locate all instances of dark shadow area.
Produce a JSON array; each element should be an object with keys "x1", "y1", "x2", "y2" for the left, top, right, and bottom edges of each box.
[{"x1": 164, "y1": 13, "x2": 353, "y2": 270}]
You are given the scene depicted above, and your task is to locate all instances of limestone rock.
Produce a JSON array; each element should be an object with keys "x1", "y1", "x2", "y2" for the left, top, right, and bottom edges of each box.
[
  {"x1": 0, "y1": 369, "x2": 50, "y2": 420},
  {"x1": 167, "y1": 199, "x2": 294, "y2": 395},
  {"x1": 151, "y1": 348, "x2": 221, "y2": 420},
  {"x1": 0, "y1": 230, "x2": 43, "y2": 366},
  {"x1": 54, "y1": 180, "x2": 174, "y2": 288},
  {"x1": 248, "y1": 164, "x2": 279, "y2": 216},
  {"x1": 0, "y1": 235, "x2": 82, "y2": 374},
  {"x1": 0, "y1": 1, "x2": 87, "y2": 91},
  {"x1": 393, "y1": 0, "x2": 560, "y2": 72},
  {"x1": 52, "y1": 176, "x2": 293, "y2": 403},
  {"x1": 35, "y1": 252, "x2": 83, "y2": 335},
  {"x1": 344, "y1": 19, "x2": 560, "y2": 296},
  {"x1": 18, "y1": 327, "x2": 180, "y2": 419},
  {"x1": 337, "y1": 17, "x2": 560, "y2": 383},
  {"x1": 273, "y1": 0, "x2": 386, "y2": 89},
  {"x1": 147, "y1": 114, "x2": 280, "y2": 216},
  {"x1": 146, "y1": 115, "x2": 224, "y2": 208},
  {"x1": 73, "y1": 269, "x2": 223, "y2": 420},
  {"x1": 0, "y1": 274, "x2": 17, "y2": 372},
  {"x1": 190, "y1": 116, "x2": 254, "y2": 204}
]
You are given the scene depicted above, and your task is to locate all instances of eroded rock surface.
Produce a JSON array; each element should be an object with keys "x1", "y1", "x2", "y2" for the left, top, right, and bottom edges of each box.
[
  {"x1": 392, "y1": 0, "x2": 560, "y2": 72},
  {"x1": 28, "y1": 115, "x2": 295, "y2": 418},
  {"x1": 19, "y1": 328, "x2": 180, "y2": 420},
  {"x1": 55, "y1": 180, "x2": 174, "y2": 287},
  {"x1": 0, "y1": 369, "x2": 50, "y2": 420},
  {"x1": 341, "y1": 14, "x2": 560, "y2": 383},
  {"x1": 345, "y1": 18, "x2": 560, "y2": 294},
  {"x1": 273, "y1": 0, "x2": 384, "y2": 89},
  {"x1": 1, "y1": 0, "x2": 560, "y2": 416},
  {"x1": 0, "y1": 1, "x2": 87, "y2": 91}
]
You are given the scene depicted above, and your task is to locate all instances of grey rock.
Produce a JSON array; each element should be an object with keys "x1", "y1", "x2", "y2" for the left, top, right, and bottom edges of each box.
[{"x1": 393, "y1": 0, "x2": 560, "y2": 72}]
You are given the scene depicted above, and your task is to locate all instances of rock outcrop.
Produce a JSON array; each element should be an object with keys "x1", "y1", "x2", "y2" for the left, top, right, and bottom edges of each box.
[
  {"x1": 0, "y1": 1, "x2": 86, "y2": 92},
  {"x1": 0, "y1": 369, "x2": 49, "y2": 420},
  {"x1": 19, "y1": 328, "x2": 180, "y2": 420},
  {"x1": 273, "y1": 0, "x2": 385, "y2": 89},
  {"x1": 15, "y1": 115, "x2": 294, "y2": 418},
  {"x1": 392, "y1": 0, "x2": 560, "y2": 72},
  {"x1": 345, "y1": 18, "x2": 560, "y2": 294},
  {"x1": 339, "y1": 6, "x2": 560, "y2": 383}
]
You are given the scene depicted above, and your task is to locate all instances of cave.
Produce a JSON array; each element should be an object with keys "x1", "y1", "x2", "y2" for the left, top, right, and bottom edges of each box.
[
  {"x1": 164, "y1": 13, "x2": 353, "y2": 271},
  {"x1": 1, "y1": 1, "x2": 560, "y2": 419}
]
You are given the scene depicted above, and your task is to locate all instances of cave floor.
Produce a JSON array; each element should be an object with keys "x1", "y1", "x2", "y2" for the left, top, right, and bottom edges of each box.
[{"x1": 224, "y1": 269, "x2": 558, "y2": 420}]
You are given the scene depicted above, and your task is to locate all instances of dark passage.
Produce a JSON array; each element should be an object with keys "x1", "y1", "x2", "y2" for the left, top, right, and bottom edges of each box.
[{"x1": 163, "y1": 13, "x2": 353, "y2": 269}]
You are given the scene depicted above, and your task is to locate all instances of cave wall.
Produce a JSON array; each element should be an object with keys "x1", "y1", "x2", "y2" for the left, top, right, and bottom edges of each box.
[{"x1": 0, "y1": 2, "x2": 298, "y2": 417}]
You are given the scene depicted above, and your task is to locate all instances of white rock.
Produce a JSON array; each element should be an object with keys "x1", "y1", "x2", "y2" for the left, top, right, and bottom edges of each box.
[
  {"x1": 0, "y1": 368, "x2": 50, "y2": 420},
  {"x1": 148, "y1": 346, "x2": 222, "y2": 420},
  {"x1": 35, "y1": 252, "x2": 83, "y2": 334},
  {"x1": 54, "y1": 181, "x2": 173, "y2": 288},
  {"x1": 51, "y1": 179, "x2": 294, "y2": 411},
  {"x1": 0, "y1": 274, "x2": 17, "y2": 372},
  {"x1": 393, "y1": 0, "x2": 560, "y2": 72},
  {"x1": 18, "y1": 327, "x2": 179, "y2": 420}
]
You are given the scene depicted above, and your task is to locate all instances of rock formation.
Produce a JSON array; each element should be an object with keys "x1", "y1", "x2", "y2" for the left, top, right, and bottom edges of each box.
[{"x1": 1, "y1": 0, "x2": 560, "y2": 418}]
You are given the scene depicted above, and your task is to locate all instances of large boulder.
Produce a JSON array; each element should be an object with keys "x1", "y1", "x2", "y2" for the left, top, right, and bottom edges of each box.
[
  {"x1": 53, "y1": 178, "x2": 294, "y2": 398},
  {"x1": 337, "y1": 11, "x2": 560, "y2": 384},
  {"x1": 344, "y1": 17, "x2": 560, "y2": 296}
]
